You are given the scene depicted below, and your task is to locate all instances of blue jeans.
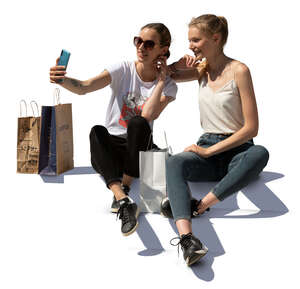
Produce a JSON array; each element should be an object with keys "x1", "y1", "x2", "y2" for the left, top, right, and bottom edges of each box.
[{"x1": 166, "y1": 133, "x2": 269, "y2": 222}]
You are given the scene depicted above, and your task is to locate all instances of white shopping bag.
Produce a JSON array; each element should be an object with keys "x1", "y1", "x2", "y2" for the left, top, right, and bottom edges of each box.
[{"x1": 139, "y1": 132, "x2": 172, "y2": 213}]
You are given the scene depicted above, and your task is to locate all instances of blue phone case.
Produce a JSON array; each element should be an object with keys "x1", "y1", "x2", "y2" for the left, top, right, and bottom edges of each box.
[
  {"x1": 57, "y1": 49, "x2": 70, "y2": 82},
  {"x1": 58, "y1": 49, "x2": 71, "y2": 68}
]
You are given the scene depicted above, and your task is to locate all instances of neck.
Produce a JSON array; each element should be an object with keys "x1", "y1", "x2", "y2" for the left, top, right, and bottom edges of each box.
[
  {"x1": 135, "y1": 61, "x2": 157, "y2": 82},
  {"x1": 206, "y1": 51, "x2": 228, "y2": 72}
]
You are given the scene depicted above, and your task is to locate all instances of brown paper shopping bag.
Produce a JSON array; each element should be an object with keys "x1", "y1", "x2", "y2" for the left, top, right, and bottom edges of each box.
[
  {"x1": 17, "y1": 100, "x2": 41, "y2": 173},
  {"x1": 38, "y1": 88, "x2": 74, "y2": 175}
]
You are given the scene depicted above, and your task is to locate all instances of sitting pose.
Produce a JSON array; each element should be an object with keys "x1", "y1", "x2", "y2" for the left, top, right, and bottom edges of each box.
[
  {"x1": 161, "y1": 14, "x2": 269, "y2": 265},
  {"x1": 50, "y1": 23, "x2": 177, "y2": 236}
]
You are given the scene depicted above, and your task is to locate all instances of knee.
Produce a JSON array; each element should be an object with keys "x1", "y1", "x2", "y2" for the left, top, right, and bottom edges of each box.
[
  {"x1": 166, "y1": 156, "x2": 181, "y2": 179},
  {"x1": 127, "y1": 115, "x2": 149, "y2": 131},
  {"x1": 251, "y1": 145, "x2": 269, "y2": 167},
  {"x1": 89, "y1": 125, "x2": 107, "y2": 140},
  {"x1": 166, "y1": 156, "x2": 174, "y2": 170},
  {"x1": 166, "y1": 154, "x2": 186, "y2": 171}
]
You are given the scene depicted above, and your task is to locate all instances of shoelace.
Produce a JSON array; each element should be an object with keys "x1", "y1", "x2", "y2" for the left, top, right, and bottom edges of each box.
[
  {"x1": 116, "y1": 203, "x2": 131, "y2": 224},
  {"x1": 170, "y1": 233, "x2": 193, "y2": 257}
]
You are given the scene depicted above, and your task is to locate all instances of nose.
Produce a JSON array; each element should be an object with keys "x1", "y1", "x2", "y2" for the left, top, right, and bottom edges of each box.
[
  {"x1": 137, "y1": 42, "x2": 145, "y2": 50},
  {"x1": 189, "y1": 41, "x2": 194, "y2": 50}
]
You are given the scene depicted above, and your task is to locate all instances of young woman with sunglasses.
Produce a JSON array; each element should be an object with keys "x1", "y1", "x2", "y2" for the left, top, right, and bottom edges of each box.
[
  {"x1": 50, "y1": 23, "x2": 177, "y2": 237},
  {"x1": 161, "y1": 14, "x2": 269, "y2": 266}
]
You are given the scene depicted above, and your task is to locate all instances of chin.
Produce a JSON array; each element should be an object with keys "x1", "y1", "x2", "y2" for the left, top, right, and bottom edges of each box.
[{"x1": 137, "y1": 57, "x2": 152, "y2": 65}]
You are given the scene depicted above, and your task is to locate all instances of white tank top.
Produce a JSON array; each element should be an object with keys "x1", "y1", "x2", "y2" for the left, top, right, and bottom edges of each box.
[{"x1": 198, "y1": 76, "x2": 244, "y2": 134}]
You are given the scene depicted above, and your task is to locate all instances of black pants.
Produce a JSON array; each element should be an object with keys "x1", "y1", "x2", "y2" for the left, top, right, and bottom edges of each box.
[{"x1": 89, "y1": 116, "x2": 156, "y2": 187}]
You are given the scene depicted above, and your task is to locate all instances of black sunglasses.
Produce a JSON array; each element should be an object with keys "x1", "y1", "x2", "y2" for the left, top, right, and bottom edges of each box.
[{"x1": 133, "y1": 36, "x2": 156, "y2": 50}]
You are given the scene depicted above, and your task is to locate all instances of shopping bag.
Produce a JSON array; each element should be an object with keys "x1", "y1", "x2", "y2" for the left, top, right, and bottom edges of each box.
[
  {"x1": 17, "y1": 100, "x2": 41, "y2": 174},
  {"x1": 38, "y1": 88, "x2": 74, "y2": 175},
  {"x1": 139, "y1": 132, "x2": 172, "y2": 213}
]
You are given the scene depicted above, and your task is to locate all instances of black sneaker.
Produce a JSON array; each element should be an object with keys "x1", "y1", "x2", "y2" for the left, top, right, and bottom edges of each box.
[
  {"x1": 111, "y1": 184, "x2": 130, "y2": 213},
  {"x1": 116, "y1": 197, "x2": 139, "y2": 236},
  {"x1": 160, "y1": 197, "x2": 210, "y2": 219},
  {"x1": 170, "y1": 233, "x2": 208, "y2": 266}
]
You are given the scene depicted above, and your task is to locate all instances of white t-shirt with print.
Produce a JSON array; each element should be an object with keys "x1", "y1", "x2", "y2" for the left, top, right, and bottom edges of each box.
[{"x1": 105, "y1": 61, "x2": 177, "y2": 136}]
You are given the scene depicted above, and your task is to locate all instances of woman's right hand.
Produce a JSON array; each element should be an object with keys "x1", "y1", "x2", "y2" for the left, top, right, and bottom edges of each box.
[
  {"x1": 174, "y1": 54, "x2": 200, "y2": 70},
  {"x1": 49, "y1": 58, "x2": 67, "y2": 83}
]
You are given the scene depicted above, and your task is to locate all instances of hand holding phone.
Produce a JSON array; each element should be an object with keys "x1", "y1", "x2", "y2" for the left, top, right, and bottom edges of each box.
[{"x1": 50, "y1": 49, "x2": 71, "y2": 84}]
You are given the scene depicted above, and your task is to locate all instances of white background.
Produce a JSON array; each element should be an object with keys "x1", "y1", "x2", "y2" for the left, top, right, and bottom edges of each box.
[{"x1": 1, "y1": 0, "x2": 299, "y2": 288}]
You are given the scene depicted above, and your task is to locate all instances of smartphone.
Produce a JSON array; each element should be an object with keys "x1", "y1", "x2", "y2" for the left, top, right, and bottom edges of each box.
[{"x1": 57, "y1": 49, "x2": 71, "y2": 83}]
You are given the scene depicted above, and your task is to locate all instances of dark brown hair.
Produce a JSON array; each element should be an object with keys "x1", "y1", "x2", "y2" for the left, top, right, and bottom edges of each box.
[{"x1": 141, "y1": 23, "x2": 171, "y2": 58}]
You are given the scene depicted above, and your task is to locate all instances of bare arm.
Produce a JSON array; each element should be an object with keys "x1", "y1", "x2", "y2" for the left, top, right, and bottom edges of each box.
[
  {"x1": 142, "y1": 57, "x2": 175, "y2": 121},
  {"x1": 168, "y1": 55, "x2": 207, "y2": 82},
  {"x1": 170, "y1": 68, "x2": 199, "y2": 82},
  {"x1": 49, "y1": 58, "x2": 111, "y2": 95},
  {"x1": 61, "y1": 71, "x2": 111, "y2": 95},
  {"x1": 185, "y1": 63, "x2": 259, "y2": 158},
  {"x1": 141, "y1": 80, "x2": 175, "y2": 121}
]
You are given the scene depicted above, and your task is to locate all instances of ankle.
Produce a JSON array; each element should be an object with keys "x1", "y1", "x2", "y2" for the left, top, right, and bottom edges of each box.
[
  {"x1": 115, "y1": 194, "x2": 129, "y2": 202},
  {"x1": 197, "y1": 200, "x2": 210, "y2": 214},
  {"x1": 176, "y1": 219, "x2": 192, "y2": 236},
  {"x1": 198, "y1": 192, "x2": 219, "y2": 213},
  {"x1": 122, "y1": 174, "x2": 133, "y2": 187},
  {"x1": 121, "y1": 184, "x2": 130, "y2": 194},
  {"x1": 180, "y1": 232, "x2": 192, "y2": 238}
]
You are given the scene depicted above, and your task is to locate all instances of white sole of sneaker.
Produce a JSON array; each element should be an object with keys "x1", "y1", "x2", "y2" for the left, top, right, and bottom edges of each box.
[
  {"x1": 186, "y1": 246, "x2": 208, "y2": 266},
  {"x1": 122, "y1": 208, "x2": 140, "y2": 237}
]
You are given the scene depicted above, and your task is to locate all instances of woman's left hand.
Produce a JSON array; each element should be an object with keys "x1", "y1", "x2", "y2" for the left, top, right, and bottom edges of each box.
[
  {"x1": 184, "y1": 144, "x2": 210, "y2": 158},
  {"x1": 154, "y1": 56, "x2": 167, "y2": 82}
]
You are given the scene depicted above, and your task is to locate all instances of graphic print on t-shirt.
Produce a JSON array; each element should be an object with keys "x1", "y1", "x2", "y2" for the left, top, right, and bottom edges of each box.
[{"x1": 119, "y1": 91, "x2": 148, "y2": 128}]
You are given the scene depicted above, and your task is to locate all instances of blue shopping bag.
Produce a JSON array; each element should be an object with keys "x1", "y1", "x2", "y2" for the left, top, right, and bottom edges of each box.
[{"x1": 38, "y1": 89, "x2": 74, "y2": 175}]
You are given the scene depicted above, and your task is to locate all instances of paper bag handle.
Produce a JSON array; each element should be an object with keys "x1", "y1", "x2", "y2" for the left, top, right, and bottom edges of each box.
[
  {"x1": 30, "y1": 101, "x2": 40, "y2": 117},
  {"x1": 53, "y1": 87, "x2": 61, "y2": 105},
  {"x1": 146, "y1": 130, "x2": 172, "y2": 153},
  {"x1": 163, "y1": 130, "x2": 173, "y2": 154},
  {"x1": 19, "y1": 99, "x2": 27, "y2": 117},
  {"x1": 146, "y1": 132, "x2": 154, "y2": 151}
]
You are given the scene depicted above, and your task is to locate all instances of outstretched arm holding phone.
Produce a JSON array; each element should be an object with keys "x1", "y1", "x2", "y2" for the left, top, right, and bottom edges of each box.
[
  {"x1": 49, "y1": 53, "x2": 174, "y2": 121},
  {"x1": 49, "y1": 57, "x2": 112, "y2": 95}
]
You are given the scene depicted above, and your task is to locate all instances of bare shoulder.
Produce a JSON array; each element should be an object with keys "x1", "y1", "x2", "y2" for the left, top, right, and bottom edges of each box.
[
  {"x1": 231, "y1": 60, "x2": 251, "y2": 77},
  {"x1": 231, "y1": 60, "x2": 254, "y2": 96}
]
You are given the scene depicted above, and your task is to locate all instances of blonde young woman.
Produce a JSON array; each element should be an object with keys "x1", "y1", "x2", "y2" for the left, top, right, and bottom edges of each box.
[
  {"x1": 50, "y1": 23, "x2": 177, "y2": 236},
  {"x1": 161, "y1": 14, "x2": 269, "y2": 265}
]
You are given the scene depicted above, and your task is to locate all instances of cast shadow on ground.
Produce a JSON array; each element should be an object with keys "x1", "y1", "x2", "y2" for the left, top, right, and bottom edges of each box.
[
  {"x1": 40, "y1": 168, "x2": 287, "y2": 281},
  {"x1": 39, "y1": 166, "x2": 97, "y2": 183},
  {"x1": 128, "y1": 171, "x2": 288, "y2": 282}
]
